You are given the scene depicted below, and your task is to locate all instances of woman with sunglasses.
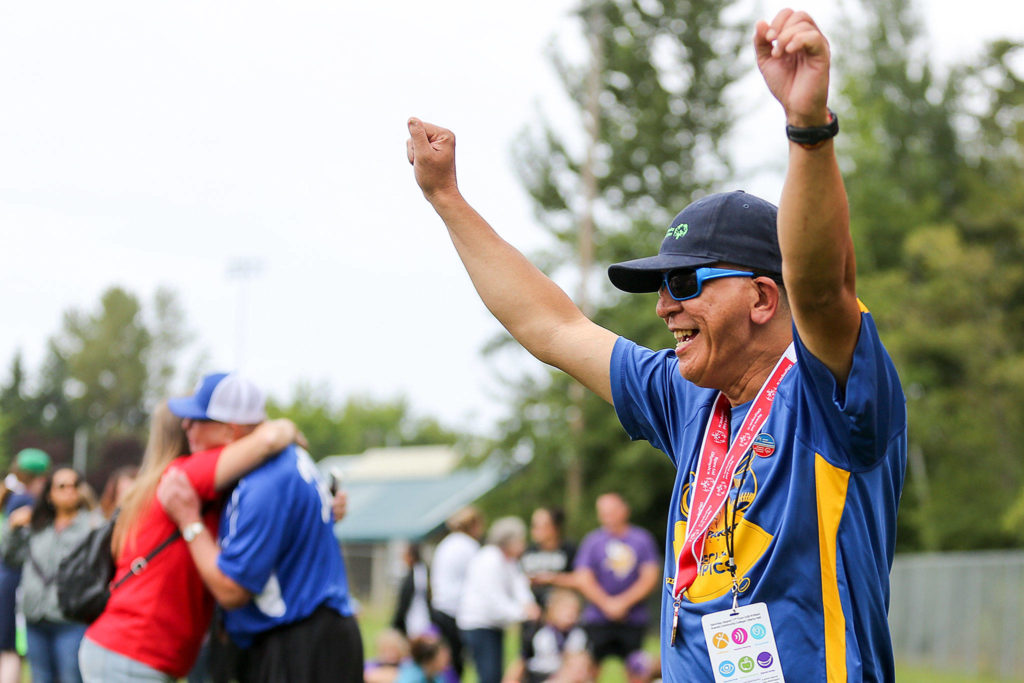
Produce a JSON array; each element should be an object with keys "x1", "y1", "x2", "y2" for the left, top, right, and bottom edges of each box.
[{"x1": 1, "y1": 467, "x2": 91, "y2": 683}]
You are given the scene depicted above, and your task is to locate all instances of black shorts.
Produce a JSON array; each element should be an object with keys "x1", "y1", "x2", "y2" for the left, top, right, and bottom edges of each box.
[
  {"x1": 584, "y1": 622, "x2": 646, "y2": 663},
  {"x1": 245, "y1": 606, "x2": 363, "y2": 683}
]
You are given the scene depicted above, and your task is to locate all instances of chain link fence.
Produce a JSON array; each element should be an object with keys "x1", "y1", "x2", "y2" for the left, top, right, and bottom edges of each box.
[{"x1": 889, "y1": 550, "x2": 1024, "y2": 679}]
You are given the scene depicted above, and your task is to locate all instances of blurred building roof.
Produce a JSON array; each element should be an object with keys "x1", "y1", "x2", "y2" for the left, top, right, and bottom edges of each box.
[{"x1": 319, "y1": 445, "x2": 505, "y2": 543}]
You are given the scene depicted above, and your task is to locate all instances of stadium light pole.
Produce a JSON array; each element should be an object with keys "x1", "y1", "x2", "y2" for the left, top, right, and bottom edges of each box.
[{"x1": 226, "y1": 258, "x2": 265, "y2": 372}]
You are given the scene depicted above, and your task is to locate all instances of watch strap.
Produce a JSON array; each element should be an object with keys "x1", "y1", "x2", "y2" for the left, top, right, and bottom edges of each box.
[
  {"x1": 785, "y1": 108, "x2": 839, "y2": 148},
  {"x1": 182, "y1": 521, "x2": 206, "y2": 543}
]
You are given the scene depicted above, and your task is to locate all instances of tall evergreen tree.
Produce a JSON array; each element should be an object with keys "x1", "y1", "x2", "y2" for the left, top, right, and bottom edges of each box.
[
  {"x1": 0, "y1": 287, "x2": 196, "y2": 476},
  {"x1": 837, "y1": 0, "x2": 1024, "y2": 550}
]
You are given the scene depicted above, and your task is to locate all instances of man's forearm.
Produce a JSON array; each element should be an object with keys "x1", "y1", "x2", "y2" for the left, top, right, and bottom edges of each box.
[
  {"x1": 778, "y1": 138, "x2": 853, "y2": 300},
  {"x1": 182, "y1": 527, "x2": 251, "y2": 609},
  {"x1": 777, "y1": 136, "x2": 861, "y2": 383},
  {"x1": 431, "y1": 191, "x2": 589, "y2": 361},
  {"x1": 573, "y1": 568, "x2": 612, "y2": 607},
  {"x1": 614, "y1": 563, "x2": 661, "y2": 609},
  {"x1": 430, "y1": 191, "x2": 617, "y2": 401}
]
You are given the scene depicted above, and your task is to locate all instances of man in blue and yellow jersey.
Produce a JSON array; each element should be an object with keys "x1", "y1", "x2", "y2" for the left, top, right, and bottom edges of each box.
[{"x1": 407, "y1": 7, "x2": 905, "y2": 681}]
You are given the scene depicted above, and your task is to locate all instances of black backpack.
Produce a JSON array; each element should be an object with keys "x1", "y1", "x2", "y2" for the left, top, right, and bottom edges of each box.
[{"x1": 56, "y1": 512, "x2": 180, "y2": 623}]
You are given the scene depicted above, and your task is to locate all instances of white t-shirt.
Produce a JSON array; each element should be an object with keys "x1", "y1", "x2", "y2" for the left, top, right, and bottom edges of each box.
[
  {"x1": 456, "y1": 545, "x2": 535, "y2": 630},
  {"x1": 429, "y1": 531, "x2": 479, "y2": 616}
]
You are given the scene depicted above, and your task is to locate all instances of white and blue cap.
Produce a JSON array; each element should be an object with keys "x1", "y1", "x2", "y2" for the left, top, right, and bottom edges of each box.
[{"x1": 168, "y1": 372, "x2": 267, "y2": 425}]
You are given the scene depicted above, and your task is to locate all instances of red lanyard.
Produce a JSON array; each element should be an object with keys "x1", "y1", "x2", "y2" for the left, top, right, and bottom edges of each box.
[{"x1": 673, "y1": 344, "x2": 796, "y2": 602}]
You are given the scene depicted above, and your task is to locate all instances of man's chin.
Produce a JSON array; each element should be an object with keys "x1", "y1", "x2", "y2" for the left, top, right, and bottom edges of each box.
[{"x1": 676, "y1": 360, "x2": 712, "y2": 389}]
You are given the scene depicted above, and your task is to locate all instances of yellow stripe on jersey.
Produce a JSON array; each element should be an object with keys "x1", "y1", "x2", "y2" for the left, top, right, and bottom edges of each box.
[{"x1": 815, "y1": 453, "x2": 851, "y2": 683}]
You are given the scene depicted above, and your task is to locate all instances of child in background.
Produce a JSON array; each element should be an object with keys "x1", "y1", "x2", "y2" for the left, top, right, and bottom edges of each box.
[
  {"x1": 395, "y1": 633, "x2": 451, "y2": 683},
  {"x1": 506, "y1": 588, "x2": 588, "y2": 683},
  {"x1": 365, "y1": 628, "x2": 411, "y2": 683},
  {"x1": 624, "y1": 650, "x2": 661, "y2": 683},
  {"x1": 545, "y1": 650, "x2": 595, "y2": 683}
]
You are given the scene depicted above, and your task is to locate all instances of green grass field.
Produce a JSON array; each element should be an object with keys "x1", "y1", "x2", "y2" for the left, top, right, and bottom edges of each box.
[{"x1": 357, "y1": 600, "x2": 1018, "y2": 682}]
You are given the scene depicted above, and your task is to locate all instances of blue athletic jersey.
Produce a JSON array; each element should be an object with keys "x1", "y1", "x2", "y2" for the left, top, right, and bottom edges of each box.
[
  {"x1": 611, "y1": 311, "x2": 906, "y2": 682},
  {"x1": 217, "y1": 445, "x2": 353, "y2": 647}
]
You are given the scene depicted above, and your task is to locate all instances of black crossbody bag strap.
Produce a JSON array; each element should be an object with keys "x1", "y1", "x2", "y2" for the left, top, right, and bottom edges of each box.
[
  {"x1": 109, "y1": 500, "x2": 215, "y2": 592},
  {"x1": 109, "y1": 527, "x2": 181, "y2": 591},
  {"x1": 26, "y1": 548, "x2": 55, "y2": 587}
]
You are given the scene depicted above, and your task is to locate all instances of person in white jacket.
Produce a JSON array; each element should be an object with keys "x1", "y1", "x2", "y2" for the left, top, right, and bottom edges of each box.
[
  {"x1": 430, "y1": 506, "x2": 484, "y2": 677},
  {"x1": 456, "y1": 517, "x2": 540, "y2": 683}
]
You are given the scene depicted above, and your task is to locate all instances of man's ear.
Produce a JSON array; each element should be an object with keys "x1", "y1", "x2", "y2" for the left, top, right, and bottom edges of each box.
[{"x1": 750, "y1": 277, "x2": 781, "y2": 325}]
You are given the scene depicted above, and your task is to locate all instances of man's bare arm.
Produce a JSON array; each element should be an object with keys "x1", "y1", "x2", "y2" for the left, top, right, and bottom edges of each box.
[
  {"x1": 213, "y1": 419, "x2": 300, "y2": 491},
  {"x1": 755, "y1": 10, "x2": 861, "y2": 384},
  {"x1": 158, "y1": 469, "x2": 251, "y2": 609},
  {"x1": 407, "y1": 118, "x2": 618, "y2": 403}
]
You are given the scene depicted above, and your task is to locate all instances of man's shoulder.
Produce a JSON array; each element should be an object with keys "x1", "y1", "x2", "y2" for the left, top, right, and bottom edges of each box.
[
  {"x1": 577, "y1": 527, "x2": 609, "y2": 553},
  {"x1": 239, "y1": 443, "x2": 298, "y2": 481}
]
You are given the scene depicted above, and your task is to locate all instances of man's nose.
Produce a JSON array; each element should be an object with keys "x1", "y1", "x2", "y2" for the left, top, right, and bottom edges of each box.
[{"x1": 655, "y1": 287, "x2": 681, "y2": 317}]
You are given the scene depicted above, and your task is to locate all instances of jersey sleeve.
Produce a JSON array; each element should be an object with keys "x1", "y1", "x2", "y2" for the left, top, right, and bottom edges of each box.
[
  {"x1": 791, "y1": 310, "x2": 906, "y2": 471},
  {"x1": 216, "y1": 474, "x2": 291, "y2": 595},
  {"x1": 610, "y1": 337, "x2": 709, "y2": 467}
]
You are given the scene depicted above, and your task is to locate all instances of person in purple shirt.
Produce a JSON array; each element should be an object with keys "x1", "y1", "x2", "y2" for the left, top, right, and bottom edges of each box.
[{"x1": 572, "y1": 493, "x2": 659, "y2": 672}]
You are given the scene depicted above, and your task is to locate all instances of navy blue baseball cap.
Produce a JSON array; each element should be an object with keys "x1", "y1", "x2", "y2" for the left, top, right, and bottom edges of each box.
[
  {"x1": 168, "y1": 372, "x2": 267, "y2": 424},
  {"x1": 608, "y1": 191, "x2": 782, "y2": 293}
]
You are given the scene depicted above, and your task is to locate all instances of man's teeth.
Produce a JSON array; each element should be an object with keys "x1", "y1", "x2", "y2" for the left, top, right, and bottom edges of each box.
[{"x1": 674, "y1": 330, "x2": 696, "y2": 343}]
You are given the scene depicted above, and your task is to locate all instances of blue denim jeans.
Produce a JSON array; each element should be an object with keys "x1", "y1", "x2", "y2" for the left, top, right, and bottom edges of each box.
[
  {"x1": 25, "y1": 620, "x2": 87, "y2": 683},
  {"x1": 78, "y1": 636, "x2": 174, "y2": 683},
  {"x1": 460, "y1": 628, "x2": 504, "y2": 683}
]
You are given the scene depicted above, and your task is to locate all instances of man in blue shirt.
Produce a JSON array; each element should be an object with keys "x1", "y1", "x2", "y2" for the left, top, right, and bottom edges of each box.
[
  {"x1": 159, "y1": 377, "x2": 361, "y2": 683},
  {"x1": 406, "y1": 8, "x2": 906, "y2": 681}
]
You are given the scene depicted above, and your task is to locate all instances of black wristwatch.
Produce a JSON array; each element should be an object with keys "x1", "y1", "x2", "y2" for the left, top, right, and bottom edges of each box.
[{"x1": 785, "y1": 109, "x2": 839, "y2": 147}]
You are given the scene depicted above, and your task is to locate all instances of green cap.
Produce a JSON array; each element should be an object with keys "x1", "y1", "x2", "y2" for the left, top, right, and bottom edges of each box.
[{"x1": 14, "y1": 448, "x2": 51, "y2": 475}]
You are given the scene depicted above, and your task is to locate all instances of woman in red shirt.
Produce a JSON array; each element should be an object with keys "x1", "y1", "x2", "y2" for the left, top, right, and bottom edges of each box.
[{"x1": 80, "y1": 401, "x2": 300, "y2": 682}]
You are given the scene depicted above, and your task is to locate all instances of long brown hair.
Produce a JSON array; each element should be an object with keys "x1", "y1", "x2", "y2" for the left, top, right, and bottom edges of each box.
[{"x1": 111, "y1": 402, "x2": 188, "y2": 556}]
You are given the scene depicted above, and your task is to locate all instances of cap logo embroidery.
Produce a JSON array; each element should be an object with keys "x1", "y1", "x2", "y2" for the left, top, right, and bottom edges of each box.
[{"x1": 666, "y1": 223, "x2": 689, "y2": 239}]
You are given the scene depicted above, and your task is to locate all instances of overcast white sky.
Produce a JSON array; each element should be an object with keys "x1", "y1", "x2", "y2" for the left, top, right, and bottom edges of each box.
[{"x1": 1, "y1": 1, "x2": 1020, "y2": 436}]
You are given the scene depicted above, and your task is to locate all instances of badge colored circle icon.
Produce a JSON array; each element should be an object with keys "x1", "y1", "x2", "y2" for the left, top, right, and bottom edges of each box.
[
  {"x1": 731, "y1": 627, "x2": 748, "y2": 644},
  {"x1": 712, "y1": 632, "x2": 730, "y2": 649}
]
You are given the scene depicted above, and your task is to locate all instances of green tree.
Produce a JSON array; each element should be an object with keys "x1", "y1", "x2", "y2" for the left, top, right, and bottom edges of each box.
[
  {"x1": 482, "y1": 0, "x2": 748, "y2": 538},
  {"x1": 59, "y1": 287, "x2": 151, "y2": 435},
  {"x1": 0, "y1": 286, "x2": 195, "y2": 478},
  {"x1": 268, "y1": 383, "x2": 457, "y2": 459},
  {"x1": 147, "y1": 287, "x2": 189, "y2": 405},
  {"x1": 837, "y1": 0, "x2": 1024, "y2": 550},
  {"x1": 0, "y1": 352, "x2": 31, "y2": 466}
]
